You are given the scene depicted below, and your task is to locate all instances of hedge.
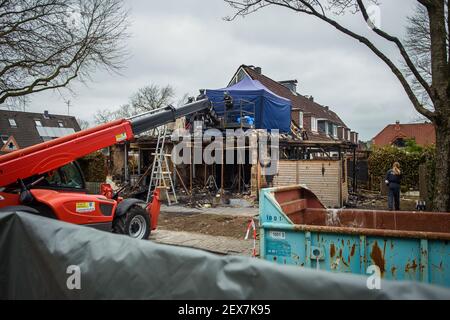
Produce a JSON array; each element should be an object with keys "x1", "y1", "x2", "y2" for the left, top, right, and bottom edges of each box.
[
  {"x1": 77, "y1": 152, "x2": 107, "y2": 182},
  {"x1": 368, "y1": 144, "x2": 435, "y2": 193}
]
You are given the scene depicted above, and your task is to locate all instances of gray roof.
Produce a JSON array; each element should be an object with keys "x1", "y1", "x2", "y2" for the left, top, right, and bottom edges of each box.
[{"x1": 0, "y1": 110, "x2": 81, "y2": 153}]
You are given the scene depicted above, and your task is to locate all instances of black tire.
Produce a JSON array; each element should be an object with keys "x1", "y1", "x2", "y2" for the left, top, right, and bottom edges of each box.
[{"x1": 112, "y1": 205, "x2": 151, "y2": 240}]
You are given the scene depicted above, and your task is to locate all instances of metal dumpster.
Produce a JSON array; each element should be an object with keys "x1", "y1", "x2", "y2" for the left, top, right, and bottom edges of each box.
[{"x1": 259, "y1": 185, "x2": 450, "y2": 288}]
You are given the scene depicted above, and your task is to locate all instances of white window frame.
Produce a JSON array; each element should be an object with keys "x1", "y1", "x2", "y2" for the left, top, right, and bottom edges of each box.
[
  {"x1": 333, "y1": 125, "x2": 338, "y2": 138},
  {"x1": 1, "y1": 135, "x2": 9, "y2": 144},
  {"x1": 311, "y1": 117, "x2": 317, "y2": 132},
  {"x1": 324, "y1": 121, "x2": 329, "y2": 135},
  {"x1": 298, "y1": 111, "x2": 304, "y2": 128},
  {"x1": 347, "y1": 130, "x2": 351, "y2": 141},
  {"x1": 8, "y1": 119, "x2": 17, "y2": 127}
]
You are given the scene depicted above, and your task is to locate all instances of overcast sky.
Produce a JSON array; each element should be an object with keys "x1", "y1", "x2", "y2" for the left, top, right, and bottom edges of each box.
[{"x1": 28, "y1": 0, "x2": 423, "y2": 141}]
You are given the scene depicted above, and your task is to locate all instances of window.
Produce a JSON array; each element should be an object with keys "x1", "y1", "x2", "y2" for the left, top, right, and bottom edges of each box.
[
  {"x1": 298, "y1": 112, "x2": 304, "y2": 128},
  {"x1": 347, "y1": 130, "x2": 351, "y2": 141},
  {"x1": 35, "y1": 120, "x2": 42, "y2": 127},
  {"x1": 58, "y1": 121, "x2": 64, "y2": 128},
  {"x1": 311, "y1": 117, "x2": 317, "y2": 132},
  {"x1": 44, "y1": 163, "x2": 84, "y2": 189},
  {"x1": 393, "y1": 138, "x2": 405, "y2": 147},
  {"x1": 8, "y1": 119, "x2": 17, "y2": 127},
  {"x1": 324, "y1": 122, "x2": 329, "y2": 135},
  {"x1": 333, "y1": 125, "x2": 338, "y2": 138},
  {"x1": 1, "y1": 135, "x2": 9, "y2": 144}
]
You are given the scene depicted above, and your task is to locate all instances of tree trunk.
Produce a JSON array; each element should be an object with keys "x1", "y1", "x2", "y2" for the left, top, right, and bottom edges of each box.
[{"x1": 433, "y1": 112, "x2": 450, "y2": 211}]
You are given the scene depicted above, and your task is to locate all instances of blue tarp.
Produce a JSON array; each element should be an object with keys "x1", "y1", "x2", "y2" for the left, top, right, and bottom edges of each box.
[{"x1": 206, "y1": 76, "x2": 291, "y2": 133}]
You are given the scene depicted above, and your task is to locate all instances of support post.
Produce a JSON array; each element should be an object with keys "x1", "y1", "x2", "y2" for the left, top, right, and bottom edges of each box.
[
  {"x1": 352, "y1": 147, "x2": 357, "y2": 194},
  {"x1": 124, "y1": 142, "x2": 129, "y2": 183}
]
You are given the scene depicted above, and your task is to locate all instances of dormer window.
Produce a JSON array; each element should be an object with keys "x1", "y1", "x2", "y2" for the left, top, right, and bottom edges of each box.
[
  {"x1": 8, "y1": 118, "x2": 17, "y2": 127},
  {"x1": 58, "y1": 121, "x2": 64, "y2": 128},
  {"x1": 35, "y1": 120, "x2": 42, "y2": 127}
]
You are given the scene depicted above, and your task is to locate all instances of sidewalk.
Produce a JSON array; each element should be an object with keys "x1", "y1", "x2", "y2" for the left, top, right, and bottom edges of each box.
[
  {"x1": 160, "y1": 204, "x2": 259, "y2": 217},
  {"x1": 149, "y1": 228, "x2": 258, "y2": 256}
]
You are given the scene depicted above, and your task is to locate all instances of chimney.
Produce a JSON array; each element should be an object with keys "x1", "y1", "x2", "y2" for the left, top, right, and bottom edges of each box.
[
  {"x1": 324, "y1": 106, "x2": 329, "y2": 111},
  {"x1": 254, "y1": 66, "x2": 262, "y2": 74},
  {"x1": 309, "y1": 96, "x2": 314, "y2": 102},
  {"x1": 395, "y1": 120, "x2": 400, "y2": 131},
  {"x1": 279, "y1": 80, "x2": 298, "y2": 93},
  {"x1": 43, "y1": 110, "x2": 50, "y2": 119}
]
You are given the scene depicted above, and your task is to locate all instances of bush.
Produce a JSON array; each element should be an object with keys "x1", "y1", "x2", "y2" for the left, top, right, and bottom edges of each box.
[
  {"x1": 78, "y1": 152, "x2": 107, "y2": 182},
  {"x1": 368, "y1": 143, "x2": 435, "y2": 192}
]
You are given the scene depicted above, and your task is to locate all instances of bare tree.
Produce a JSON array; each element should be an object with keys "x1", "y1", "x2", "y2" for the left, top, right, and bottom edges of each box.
[
  {"x1": 0, "y1": 95, "x2": 29, "y2": 111},
  {"x1": 130, "y1": 85, "x2": 175, "y2": 111},
  {"x1": 93, "y1": 108, "x2": 116, "y2": 124},
  {"x1": 403, "y1": 2, "x2": 448, "y2": 108},
  {"x1": 76, "y1": 117, "x2": 90, "y2": 130},
  {"x1": 225, "y1": 0, "x2": 450, "y2": 211},
  {"x1": 176, "y1": 93, "x2": 190, "y2": 107},
  {"x1": 0, "y1": 0, "x2": 129, "y2": 105},
  {"x1": 94, "y1": 84, "x2": 176, "y2": 124}
]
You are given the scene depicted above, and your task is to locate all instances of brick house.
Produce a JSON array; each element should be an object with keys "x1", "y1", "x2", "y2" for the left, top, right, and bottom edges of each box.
[
  {"x1": 0, "y1": 109, "x2": 81, "y2": 154},
  {"x1": 228, "y1": 65, "x2": 358, "y2": 144},
  {"x1": 372, "y1": 121, "x2": 436, "y2": 147}
]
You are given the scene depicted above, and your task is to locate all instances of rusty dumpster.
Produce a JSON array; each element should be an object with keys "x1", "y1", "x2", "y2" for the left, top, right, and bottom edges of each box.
[{"x1": 259, "y1": 185, "x2": 450, "y2": 288}]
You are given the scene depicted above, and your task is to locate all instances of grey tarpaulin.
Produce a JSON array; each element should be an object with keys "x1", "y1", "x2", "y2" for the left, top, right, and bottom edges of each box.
[{"x1": 1, "y1": 211, "x2": 450, "y2": 300}]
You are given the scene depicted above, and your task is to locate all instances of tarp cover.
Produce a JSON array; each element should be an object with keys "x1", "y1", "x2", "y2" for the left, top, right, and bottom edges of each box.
[
  {"x1": 1, "y1": 211, "x2": 450, "y2": 300},
  {"x1": 206, "y1": 76, "x2": 291, "y2": 133}
]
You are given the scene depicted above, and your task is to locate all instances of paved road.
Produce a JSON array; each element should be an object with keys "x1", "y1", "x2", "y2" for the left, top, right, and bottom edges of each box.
[{"x1": 149, "y1": 229, "x2": 259, "y2": 256}]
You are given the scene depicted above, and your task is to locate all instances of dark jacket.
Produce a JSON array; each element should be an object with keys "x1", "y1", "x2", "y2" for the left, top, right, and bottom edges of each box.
[{"x1": 386, "y1": 169, "x2": 402, "y2": 188}]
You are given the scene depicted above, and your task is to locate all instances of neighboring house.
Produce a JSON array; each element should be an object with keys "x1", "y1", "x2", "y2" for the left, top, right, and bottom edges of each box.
[
  {"x1": 228, "y1": 65, "x2": 358, "y2": 144},
  {"x1": 372, "y1": 121, "x2": 436, "y2": 147},
  {"x1": 0, "y1": 110, "x2": 81, "y2": 154}
]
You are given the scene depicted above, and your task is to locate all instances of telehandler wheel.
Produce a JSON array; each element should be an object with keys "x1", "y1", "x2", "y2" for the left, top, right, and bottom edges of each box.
[{"x1": 112, "y1": 205, "x2": 151, "y2": 240}]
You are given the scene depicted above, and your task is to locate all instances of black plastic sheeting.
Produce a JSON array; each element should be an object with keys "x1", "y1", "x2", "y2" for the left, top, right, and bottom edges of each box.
[{"x1": 1, "y1": 211, "x2": 450, "y2": 300}]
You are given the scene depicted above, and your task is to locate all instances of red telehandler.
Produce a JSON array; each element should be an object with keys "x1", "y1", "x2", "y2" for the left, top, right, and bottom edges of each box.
[{"x1": 0, "y1": 99, "x2": 212, "y2": 239}]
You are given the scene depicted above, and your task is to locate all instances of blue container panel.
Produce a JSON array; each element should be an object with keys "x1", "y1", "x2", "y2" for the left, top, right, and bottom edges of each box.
[
  {"x1": 429, "y1": 241, "x2": 450, "y2": 286},
  {"x1": 261, "y1": 226, "x2": 450, "y2": 287},
  {"x1": 262, "y1": 228, "x2": 361, "y2": 273}
]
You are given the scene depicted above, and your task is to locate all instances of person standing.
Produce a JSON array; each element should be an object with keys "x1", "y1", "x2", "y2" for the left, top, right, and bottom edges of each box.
[{"x1": 385, "y1": 162, "x2": 402, "y2": 211}]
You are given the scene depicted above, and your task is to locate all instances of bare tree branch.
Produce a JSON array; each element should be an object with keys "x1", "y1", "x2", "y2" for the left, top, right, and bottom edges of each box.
[
  {"x1": 0, "y1": 0, "x2": 130, "y2": 105},
  {"x1": 224, "y1": 0, "x2": 436, "y2": 119},
  {"x1": 356, "y1": 0, "x2": 432, "y2": 99},
  {"x1": 94, "y1": 84, "x2": 176, "y2": 124}
]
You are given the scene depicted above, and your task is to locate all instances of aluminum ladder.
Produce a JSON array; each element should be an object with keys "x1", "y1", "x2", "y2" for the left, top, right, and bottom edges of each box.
[{"x1": 146, "y1": 126, "x2": 178, "y2": 205}]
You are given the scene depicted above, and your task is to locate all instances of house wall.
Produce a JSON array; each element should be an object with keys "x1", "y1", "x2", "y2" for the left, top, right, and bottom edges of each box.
[
  {"x1": 338, "y1": 126, "x2": 344, "y2": 140},
  {"x1": 341, "y1": 157, "x2": 349, "y2": 204},
  {"x1": 110, "y1": 144, "x2": 125, "y2": 180},
  {"x1": 291, "y1": 110, "x2": 300, "y2": 128},
  {"x1": 271, "y1": 159, "x2": 346, "y2": 208},
  {"x1": 303, "y1": 115, "x2": 312, "y2": 131}
]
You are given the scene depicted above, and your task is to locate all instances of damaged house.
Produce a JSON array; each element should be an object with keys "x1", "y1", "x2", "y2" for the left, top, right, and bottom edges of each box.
[{"x1": 118, "y1": 65, "x2": 359, "y2": 208}]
